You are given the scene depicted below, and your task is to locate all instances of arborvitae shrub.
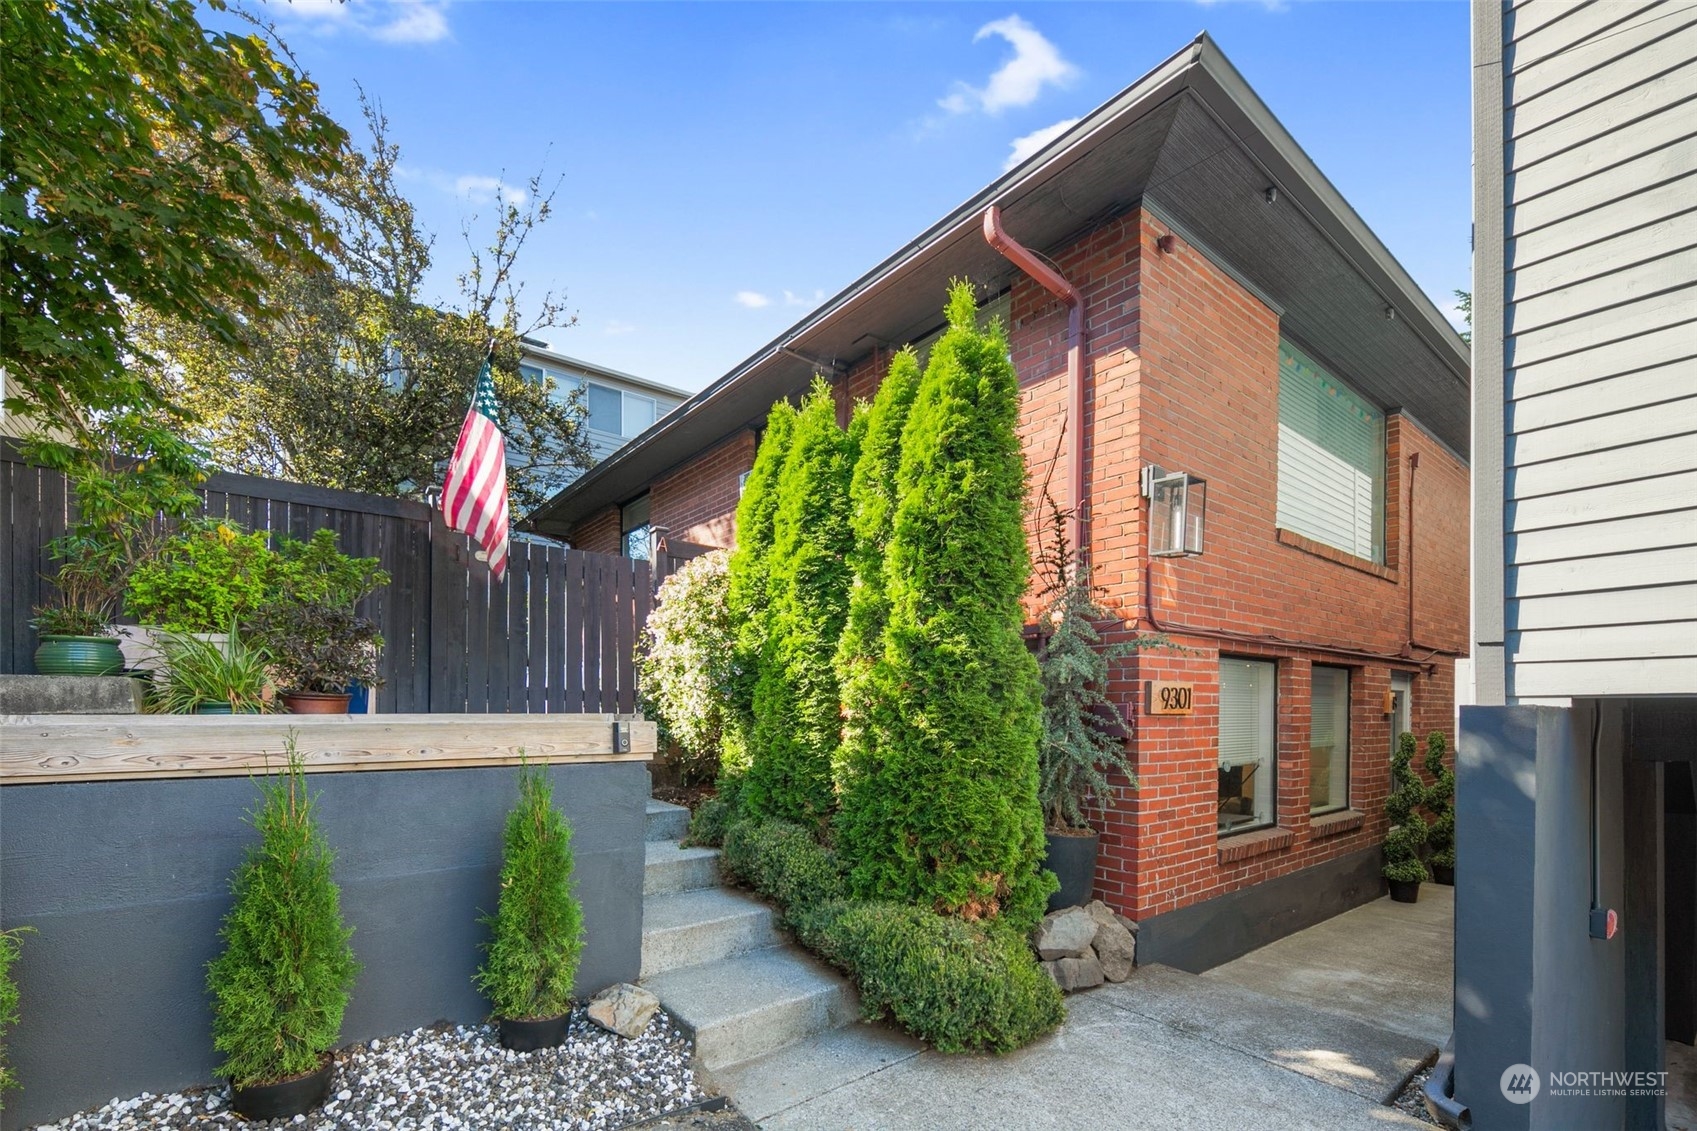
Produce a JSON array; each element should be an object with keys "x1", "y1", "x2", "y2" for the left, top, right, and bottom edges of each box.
[
  {"x1": 835, "y1": 348, "x2": 921, "y2": 851},
  {"x1": 0, "y1": 926, "x2": 30, "y2": 1101},
  {"x1": 207, "y1": 743, "x2": 358, "y2": 1086},
  {"x1": 475, "y1": 762, "x2": 585, "y2": 1020},
  {"x1": 1384, "y1": 731, "x2": 1429, "y2": 884},
  {"x1": 1424, "y1": 730, "x2": 1456, "y2": 870},
  {"x1": 845, "y1": 281, "x2": 1053, "y2": 929},
  {"x1": 742, "y1": 380, "x2": 856, "y2": 827},
  {"x1": 722, "y1": 403, "x2": 797, "y2": 775}
]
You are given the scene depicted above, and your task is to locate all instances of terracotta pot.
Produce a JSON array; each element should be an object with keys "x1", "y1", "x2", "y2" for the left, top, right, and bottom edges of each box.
[
  {"x1": 283, "y1": 691, "x2": 352, "y2": 714},
  {"x1": 229, "y1": 1055, "x2": 334, "y2": 1121},
  {"x1": 34, "y1": 635, "x2": 124, "y2": 676},
  {"x1": 497, "y1": 1013, "x2": 571, "y2": 1052},
  {"x1": 1043, "y1": 828, "x2": 1100, "y2": 912},
  {"x1": 1388, "y1": 878, "x2": 1422, "y2": 904}
]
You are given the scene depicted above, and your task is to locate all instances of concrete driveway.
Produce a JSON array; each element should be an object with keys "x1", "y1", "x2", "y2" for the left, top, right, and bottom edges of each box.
[{"x1": 717, "y1": 887, "x2": 1454, "y2": 1130}]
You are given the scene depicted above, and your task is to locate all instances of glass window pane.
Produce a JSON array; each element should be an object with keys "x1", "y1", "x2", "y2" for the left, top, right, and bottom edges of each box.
[
  {"x1": 1218, "y1": 658, "x2": 1276, "y2": 834},
  {"x1": 586, "y1": 383, "x2": 623, "y2": 434},
  {"x1": 1310, "y1": 666, "x2": 1350, "y2": 813},
  {"x1": 623, "y1": 524, "x2": 651, "y2": 561},
  {"x1": 623, "y1": 393, "x2": 656, "y2": 435}
]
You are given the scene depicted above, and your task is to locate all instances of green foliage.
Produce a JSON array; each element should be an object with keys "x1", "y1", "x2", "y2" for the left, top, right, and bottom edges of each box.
[
  {"x1": 722, "y1": 403, "x2": 797, "y2": 775},
  {"x1": 743, "y1": 381, "x2": 856, "y2": 827},
  {"x1": 475, "y1": 762, "x2": 585, "y2": 1021},
  {"x1": 1423, "y1": 731, "x2": 1456, "y2": 869},
  {"x1": 795, "y1": 901, "x2": 1064, "y2": 1054},
  {"x1": 125, "y1": 523, "x2": 282, "y2": 634},
  {"x1": 207, "y1": 742, "x2": 357, "y2": 1086},
  {"x1": 29, "y1": 605, "x2": 110, "y2": 638},
  {"x1": 0, "y1": 926, "x2": 32, "y2": 1100},
  {"x1": 273, "y1": 530, "x2": 390, "y2": 610},
  {"x1": 1454, "y1": 289, "x2": 1472, "y2": 347},
  {"x1": 684, "y1": 777, "x2": 744, "y2": 848},
  {"x1": 842, "y1": 282, "x2": 1053, "y2": 929},
  {"x1": 638, "y1": 549, "x2": 734, "y2": 784},
  {"x1": 1, "y1": 0, "x2": 346, "y2": 478},
  {"x1": 1384, "y1": 732, "x2": 1429, "y2": 884},
  {"x1": 720, "y1": 818, "x2": 848, "y2": 923},
  {"x1": 245, "y1": 600, "x2": 383, "y2": 695},
  {"x1": 156, "y1": 628, "x2": 271, "y2": 714},
  {"x1": 835, "y1": 348, "x2": 922, "y2": 838}
]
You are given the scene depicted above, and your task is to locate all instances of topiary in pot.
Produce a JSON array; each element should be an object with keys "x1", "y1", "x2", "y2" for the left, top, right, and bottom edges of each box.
[
  {"x1": 206, "y1": 739, "x2": 357, "y2": 1119},
  {"x1": 245, "y1": 599, "x2": 383, "y2": 713},
  {"x1": 1424, "y1": 730, "x2": 1456, "y2": 884},
  {"x1": 475, "y1": 759, "x2": 585, "y2": 1051},
  {"x1": 1384, "y1": 731, "x2": 1429, "y2": 902}
]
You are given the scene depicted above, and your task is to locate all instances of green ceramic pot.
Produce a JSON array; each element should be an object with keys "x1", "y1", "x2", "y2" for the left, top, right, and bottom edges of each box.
[
  {"x1": 34, "y1": 635, "x2": 124, "y2": 677},
  {"x1": 195, "y1": 702, "x2": 262, "y2": 715}
]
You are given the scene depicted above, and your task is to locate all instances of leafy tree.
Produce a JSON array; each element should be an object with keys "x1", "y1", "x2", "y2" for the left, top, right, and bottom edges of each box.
[
  {"x1": 206, "y1": 741, "x2": 357, "y2": 1086},
  {"x1": 475, "y1": 761, "x2": 584, "y2": 1021},
  {"x1": 1423, "y1": 730, "x2": 1456, "y2": 872},
  {"x1": 721, "y1": 403, "x2": 797, "y2": 775},
  {"x1": 1, "y1": 0, "x2": 346, "y2": 478},
  {"x1": 743, "y1": 381, "x2": 856, "y2": 827},
  {"x1": 130, "y1": 101, "x2": 591, "y2": 512},
  {"x1": 1384, "y1": 731, "x2": 1430, "y2": 885},
  {"x1": 1454, "y1": 289, "x2": 1472, "y2": 347},
  {"x1": 638, "y1": 549, "x2": 735, "y2": 785},
  {"x1": 843, "y1": 282, "x2": 1054, "y2": 930}
]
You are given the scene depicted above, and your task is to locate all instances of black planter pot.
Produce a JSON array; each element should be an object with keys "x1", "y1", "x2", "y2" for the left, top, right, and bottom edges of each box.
[
  {"x1": 229, "y1": 1055, "x2": 334, "y2": 1121},
  {"x1": 1388, "y1": 878, "x2": 1422, "y2": 904},
  {"x1": 1043, "y1": 829, "x2": 1100, "y2": 912},
  {"x1": 498, "y1": 1013, "x2": 570, "y2": 1052},
  {"x1": 1432, "y1": 864, "x2": 1455, "y2": 886}
]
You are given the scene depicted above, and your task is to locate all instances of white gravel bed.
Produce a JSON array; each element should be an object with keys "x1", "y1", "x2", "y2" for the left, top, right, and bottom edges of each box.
[{"x1": 31, "y1": 1013, "x2": 706, "y2": 1131}]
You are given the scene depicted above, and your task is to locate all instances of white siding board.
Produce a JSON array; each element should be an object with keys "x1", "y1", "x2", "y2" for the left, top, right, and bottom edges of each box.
[
  {"x1": 1507, "y1": 246, "x2": 1697, "y2": 331},
  {"x1": 1511, "y1": 86, "x2": 1697, "y2": 179},
  {"x1": 1506, "y1": 286, "x2": 1697, "y2": 368},
  {"x1": 1510, "y1": 68, "x2": 1697, "y2": 168},
  {"x1": 1508, "y1": 433, "x2": 1697, "y2": 497},
  {"x1": 1508, "y1": 545, "x2": 1697, "y2": 598},
  {"x1": 1508, "y1": 361, "x2": 1692, "y2": 429},
  {"x1": 1508, "y1": 130, "x2": 1697, "y2": 222},
  {"x1": 1507, "y1": 5, "x2": 1697, "y2": 103},
  {"x1": 1511, "y1": 583, "x2": 1697, "y2": 629},
  {"x1": 1508, "y1": 0, "x2": 1663, "y2": 65},
  {"x1": 1508, "y1": 394, "x2": 1697, "y2": 460},
  {"x1": 1509, "y1": 469, "x2": 1697, "y2": 532},
  {"x1": 1510, "y1": 216, "x2": 1697, "y2": 297},
  {"x1": 1505, "y1": 0, "x2": 1600, "y2": 42},
  {"x1": 1506, "y1": 318, "x2": 1697, "y2": 398},
  {"x1": 1509, "y1": 509, "x2": 1697, "y2": 563},
  {"x1": 1510, "y1": 620, "x2": 1697, "y2": 662},
  {"x1": 1512, "y1": 655, "x2": 1697, "y2": 698},
  {"x1": 1509, "y1": 27, "x2": 1697, "y2": 136}
]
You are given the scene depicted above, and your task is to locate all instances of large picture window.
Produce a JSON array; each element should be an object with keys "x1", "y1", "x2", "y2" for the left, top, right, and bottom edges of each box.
[
  {"x1": 1219, "y1": 658, "x2": 1277, "y2": 834},
  {"x1": 1276, "y1": 340, "x2": 1385, "y2": 562},
  {"x1": 1310, "y1": 666, "x2": 1350, "y2": 814}
]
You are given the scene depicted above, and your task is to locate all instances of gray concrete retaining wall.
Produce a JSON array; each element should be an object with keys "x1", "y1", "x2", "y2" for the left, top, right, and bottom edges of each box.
[{"x1": 0, "y1": 761, "x2": 646, "y2": 1128}]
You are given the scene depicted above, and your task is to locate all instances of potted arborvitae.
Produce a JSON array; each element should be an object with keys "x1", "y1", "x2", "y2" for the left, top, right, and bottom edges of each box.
[
  {"x1": 1384, "y1": 731, "x2": 1430, "y2": 903},
  {"x1": 1424, "y1": 730, "x2": 1456, "y2": 885},
  {"x1": 207, "y1": 739, "x2": 357, "y2": 1120},
  {"x1": 475, "y1": 759, "x2": 585, "y2": 1051}
]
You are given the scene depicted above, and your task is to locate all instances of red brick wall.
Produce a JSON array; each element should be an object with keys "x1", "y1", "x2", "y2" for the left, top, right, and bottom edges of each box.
[
  {"x1": 570, "y1": 507, "x2": 621, "y2": 556},
  {"x1": 651, "y1": 431, "x2": 757, "y2": 549}
]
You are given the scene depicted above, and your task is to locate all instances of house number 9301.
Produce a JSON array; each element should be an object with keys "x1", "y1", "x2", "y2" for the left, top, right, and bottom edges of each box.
[{"x1": 1147, "y1": 681, "x2": 1194, "y2": 715}]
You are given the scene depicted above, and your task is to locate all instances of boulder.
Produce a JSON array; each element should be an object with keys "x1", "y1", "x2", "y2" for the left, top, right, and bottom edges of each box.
[
  {"x1": 586, "y1": 983, "x2": 660, "y2": 1039},
  {"x1": 1034, "y1": 906, "x2": 1098, "y2": 960},
  {"x1": 1093, "y1": 918, "x2": 1137, "y2": 982},
  {"x1": 1045, "y1": 952, "x2": 1105, "y2": 993},
  {"x1": 1083, "y1": 899, "x2": 1140, "y2": 937}
]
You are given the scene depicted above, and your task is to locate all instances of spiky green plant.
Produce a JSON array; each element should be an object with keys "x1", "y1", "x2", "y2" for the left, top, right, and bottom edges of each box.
[
  {"x1": 207, "y1": 741, "x2": 357, "y2": 1086},
  {"x1": 743, "y1": 380, "x2": 856, "y2": 827},
  {"x1": 0, "y1": 926, "x2": 32, "y2": 1102},
  {"x1": 840, "y1": 281, "x2": 1054, "y2": 930},
  {"x1": 1424, "y1": 730, "x2": 1456, "y2": 871},
  {"x1": 475, "y1": 761, "x2": 584, "y2": 1020},
  {"x1": 155, "y1": 625, "x2": 271, "y2": 714},
  {"x1": 1384, "y1": 731, "x2": 1429, "y2": 885}
]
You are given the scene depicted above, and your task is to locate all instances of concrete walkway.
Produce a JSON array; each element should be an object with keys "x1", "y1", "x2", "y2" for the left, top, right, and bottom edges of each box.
[{"x1": 716, "y1": 889, "x2": 1454, "y2": 1130}]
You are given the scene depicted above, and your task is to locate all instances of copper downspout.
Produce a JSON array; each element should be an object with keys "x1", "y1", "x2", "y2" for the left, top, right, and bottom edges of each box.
[{"x1": 983, "y1": 205, "x2": 1087, "y2": 564}]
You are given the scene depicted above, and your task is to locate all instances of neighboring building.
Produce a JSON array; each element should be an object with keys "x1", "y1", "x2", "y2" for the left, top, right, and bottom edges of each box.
[
  {"x1": 1449, "y1": 3, "x2": 1697, "y2": 1130},
  {"x1": 526, "y1": 35, "x2": 1471, "y2": 966}
]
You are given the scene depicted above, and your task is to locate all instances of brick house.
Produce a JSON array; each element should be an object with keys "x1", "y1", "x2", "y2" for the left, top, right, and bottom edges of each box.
[{"x1": 525, "y1": 34, "x2": 1470, "y2": 968}]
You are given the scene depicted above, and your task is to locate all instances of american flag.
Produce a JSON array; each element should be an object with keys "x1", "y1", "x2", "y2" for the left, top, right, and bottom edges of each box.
[{"x1": 441, "y1": 356, "x2": 510, "y2": 581}]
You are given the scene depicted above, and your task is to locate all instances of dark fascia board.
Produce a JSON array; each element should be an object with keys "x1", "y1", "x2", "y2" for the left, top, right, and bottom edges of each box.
[{"x1": 524, "y1": 31, "x2": 1467, "y2": 534}]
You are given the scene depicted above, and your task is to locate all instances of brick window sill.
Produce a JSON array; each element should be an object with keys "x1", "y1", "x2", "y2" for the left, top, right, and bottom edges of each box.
[
  {"x1": 1309, "y1": 809, "x2": 1366, "y2": 839},
  {"x1": 1218, "y1": 826, "x2": 1295, "y2": 864},
  {"x1": 1276, "y1": 528, "x2": 1399, "y2": 582}
]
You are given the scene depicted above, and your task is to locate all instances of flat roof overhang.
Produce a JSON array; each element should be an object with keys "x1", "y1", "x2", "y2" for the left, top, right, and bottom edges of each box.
[{"x1": 525, "y1": 33, "x2": 1469, "y2": 537}]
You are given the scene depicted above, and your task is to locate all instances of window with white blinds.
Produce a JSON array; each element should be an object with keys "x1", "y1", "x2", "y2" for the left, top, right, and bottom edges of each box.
[
  {"x1": 1218, "y1": 658, "x2": 1276, "y2": 834},
  {"x1": 1276, "y1": 341, "x2": 1385, "y2": 563},
  {"x1": 1309, "y1": 666, "x2": 1350, "y2": 814}
]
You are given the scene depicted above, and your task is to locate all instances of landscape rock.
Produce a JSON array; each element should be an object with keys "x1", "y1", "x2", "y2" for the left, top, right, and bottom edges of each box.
[
  {"x1": 1034, "y1": 906, "x2": 1098, "y2": 960},
  {"x1": 1092, "y1": 917, "x2": 1137, "y2": 982},
  {"x1": 587, "y1": 982, "x2": 661, "y2": 1039},
  {"x1": 1045, "y1": 952, "x2": 1105, "y2": 993}
]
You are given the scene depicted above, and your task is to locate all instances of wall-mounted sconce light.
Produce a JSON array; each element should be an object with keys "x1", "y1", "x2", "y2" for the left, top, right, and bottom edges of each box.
[
  {"x1": 1141, "y1": 464, "x2": 1207, "y2": 557},
  {"x1": 1157, "y1": 234, "x2": 1176, "y2": 254},
  {"x1": 1263, "y1": 186, "x2": 1279, "y2": 205}
]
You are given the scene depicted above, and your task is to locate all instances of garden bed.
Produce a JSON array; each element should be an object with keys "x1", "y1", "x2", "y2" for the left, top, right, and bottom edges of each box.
[{"x1": 28, "y1": 1017, "x2": 706, "y2": 1131}]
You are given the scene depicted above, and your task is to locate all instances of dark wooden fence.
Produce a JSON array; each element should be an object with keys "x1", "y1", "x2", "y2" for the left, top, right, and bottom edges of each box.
[{"x1": 1, "y1": 448, "x2": 650, "y2": 713}]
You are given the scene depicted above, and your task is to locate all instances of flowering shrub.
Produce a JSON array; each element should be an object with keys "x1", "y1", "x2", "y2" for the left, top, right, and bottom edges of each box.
[{"x1": 638, "y1": 549, "x2": 734, "y2": 782}]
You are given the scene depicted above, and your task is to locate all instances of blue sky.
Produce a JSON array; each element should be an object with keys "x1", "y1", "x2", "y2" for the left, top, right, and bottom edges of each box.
[{"x1": 261, "y1": 0, "x2": 1471, "y2": 394}]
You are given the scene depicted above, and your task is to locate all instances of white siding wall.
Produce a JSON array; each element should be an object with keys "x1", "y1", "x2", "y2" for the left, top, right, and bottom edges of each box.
[{"x1": 1487, "y1": 0, "x2": 1697, "y2": 699}]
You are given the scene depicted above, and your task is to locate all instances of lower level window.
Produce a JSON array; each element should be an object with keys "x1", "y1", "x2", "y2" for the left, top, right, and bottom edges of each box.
[
  {"x1": 1310, "y1": 665, "x2": 1350, "y2": 814},
  {"x1": 1218, "y1": 658, "x2": 1277, "y2": 834}
]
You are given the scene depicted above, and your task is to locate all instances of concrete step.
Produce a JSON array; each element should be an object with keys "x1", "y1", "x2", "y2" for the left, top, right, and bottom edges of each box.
[
  {"x1": 642, "y1": 946, "x2": 858, "y2": 1070},
  {"x1": 711, "y1": 1021, "x2": 925, "y2": 1123},
  {"x1": 646, "y1": 798, "x2": 691, "y2": 843},
  {"x1": 644, "y1": 840, "x2": 720, "y2": 896},
  {"x1": 641, "y1": 887, "x2": 781, "y2": 978}
]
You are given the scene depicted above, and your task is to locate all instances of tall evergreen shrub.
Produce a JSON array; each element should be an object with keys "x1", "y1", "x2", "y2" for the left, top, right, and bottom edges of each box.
[
  {"x1": 835, "y1": 348, "x2": 922, "y2": 836},
  {"x1": 475, "y1": 761, "x2": 585, "y2": 1020},
  {"x1": 843, "y1": 282, "x2": 1053, "y2": 929},
  {"x1": 722, "y1": 403, "x2": 797, "y2": 775},
  {"x1": 1424, "y1": 730, "x2": 1456, "y2": 871},
  {"x1": 1384, "y1": 731, "x2": 1429, "y2": 884},
  {"x1": 207, "y1": 742, "x2": 357, "y2": 1086},
  {"x1": 743, "y1": 380, "x2": 856, "y2": 826}
]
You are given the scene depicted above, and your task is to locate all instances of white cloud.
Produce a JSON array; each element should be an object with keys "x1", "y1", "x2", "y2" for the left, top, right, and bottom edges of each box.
[
  {"x1": 1004, "y1": 117, "x2": 1080, "y2": 171},
  {"x1": 372, "y1": 2, "x2": 449, "y2": 43},
  {"x1": 454, "y1": 174, "x2": 527, "y2": 205},
  {"x1": 735, "y1": 291, "x2": 772, "y2": 310},
  {"x1": 604, "y1": 320, "x2": 636, "y2": 336},
  {"x1": 783, "y1": 289, "x2": 825, "y2": 308},
  {"x1": 940, "y1": 15, "x2": 1078, "y2": 116},
  {"x1": 273, "y1": 0, "x2": 451, "y2": 45}
]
